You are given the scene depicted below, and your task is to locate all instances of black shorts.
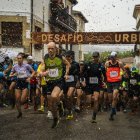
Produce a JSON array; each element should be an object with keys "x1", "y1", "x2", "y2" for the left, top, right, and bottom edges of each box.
[
  {"x1": 76, "y1": 82, "x2": 85, "y2": 90},
  {"x1": 46, "y1": 79, "x2": 64, "y2": 94},
  {"x1": 30, "y1": 84, "x2": 36, "y2": 90},
  {"x1": 63, "y1": 81, "x2": 76, "y2": 94},
  {"x1": 107, "y1": 82, "x2": 120, "y2": 93},
  {"x1": 15, "y1": 78, "x2": 28, "y2": 90},
  {"x1": 65, "y1": 81, "x2": 76, "y2": 88},
  {"x1": 85, "y1": 84, "x2": 100, "y2": 95},
  {"x1": 6, "y1": 79, "x2": 12, "y2": 87},
  {"x1": 41, "y1": 85, "x2": 48, "y2": 96}
]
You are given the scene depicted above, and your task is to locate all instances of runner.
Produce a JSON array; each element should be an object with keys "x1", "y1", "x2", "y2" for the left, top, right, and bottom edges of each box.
[
  {"x1": 3, "y1": 56, "x2": 14, "y2": 107},
  {"x1": 37, "y1": 59, "x2": 46, "y2": 113},
  {"x1": 64, "y1": 50, "x2": 80, "y2": 119},
  {"x1": 42, "y1": 42, "x2": 70, "y2": 128},
  {"x1": 105, "y1": 52, "x2": 124, "y2": 120},
  {"x1": 10, "y1": 54, "x2": 35, "y2": 118},
  {"x1": 0, "y1": 56, "x2": 7, "y2": 107},
  {"x1": 85, "y1": 51, "x2": 106, "y2": 123},
  {"x1": 75, "y1": 61, "x2": 86, "y2": 112},
  {"x1": 27, "y1": 55, "x2": 38, "y2": 110},
  {"x1": 128, "y1": 66, "x2": 140, "y2": 114},
  {"x1": 0, "y1": 56, "x2": 13, "y2": 107},
  {"x1": 120, "y1": 64, "x2": 130, "y2": 113}
]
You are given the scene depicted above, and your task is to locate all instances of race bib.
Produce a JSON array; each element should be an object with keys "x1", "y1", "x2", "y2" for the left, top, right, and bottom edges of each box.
[
  {"x1": 89, "y1": 77, "x2": 98, "y2": 84},
  {"x1": 48, "y1": 68, "x2": 58, "y2": 77},
  {"x1": 110, "y1": 71, "x2": 118, "y2": 78},
  {"x1": 130, "y1": 79, "x2": 137, "y2": 85},
  {"x1": 66, "y1": 75, "x2": 74, "y2": 82},
  {"x1": 18, "y1": 71, "x2": 27, "y2": 78}
]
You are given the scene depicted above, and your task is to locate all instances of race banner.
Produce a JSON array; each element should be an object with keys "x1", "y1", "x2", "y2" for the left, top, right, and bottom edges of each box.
[{"x1": 32, "y1": 32, "x2": 140, "y2": 44}]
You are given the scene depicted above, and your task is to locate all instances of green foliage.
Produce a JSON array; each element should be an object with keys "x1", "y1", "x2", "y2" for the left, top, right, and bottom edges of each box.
[
  {"x1": 84, "y1": 52, "x2": 92, "y2": 62},
  {"x1": 84, "y1": 50, "x2": 133, "y2": 62}
]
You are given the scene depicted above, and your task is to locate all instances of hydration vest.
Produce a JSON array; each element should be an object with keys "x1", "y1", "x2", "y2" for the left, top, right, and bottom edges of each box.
[{"x1": 106, "y1": 60, "x2": 121, "y2": 83}]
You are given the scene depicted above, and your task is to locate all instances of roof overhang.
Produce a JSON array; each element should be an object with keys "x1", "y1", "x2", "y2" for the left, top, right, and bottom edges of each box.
[
  {"x1": 73, "y1": 10, "x2": 88, "y2": 23},
  {"x1": 68, "y1": 0, "x2": 78, "y2": 5},
  {"x1": 133, "y1": 4, "x2": 140, "y2": 19}
]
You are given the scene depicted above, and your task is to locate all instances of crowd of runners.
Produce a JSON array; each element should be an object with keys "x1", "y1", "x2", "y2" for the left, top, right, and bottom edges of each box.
[{"x1": 0, "y1": 41, "x2": 140, "y2": 128}]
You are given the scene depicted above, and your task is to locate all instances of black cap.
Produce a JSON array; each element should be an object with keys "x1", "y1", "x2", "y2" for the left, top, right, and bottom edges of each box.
[
  {"x1": 92, "y1": 51, "x2": 100, "y2": 57},
  {"x1": 65, "y1": 50, "x2": 74, "y2": 56}
]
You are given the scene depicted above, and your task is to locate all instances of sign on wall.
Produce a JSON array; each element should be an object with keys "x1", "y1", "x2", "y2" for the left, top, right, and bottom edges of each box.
[{"x1": 32, "y1": 32, "x2": 140, "y2": 44}]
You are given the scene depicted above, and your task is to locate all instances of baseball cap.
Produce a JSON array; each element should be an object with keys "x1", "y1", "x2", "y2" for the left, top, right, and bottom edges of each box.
[
  {"x1": 92, "y1": 51, "x2": 100, "y2": 57},
  {"x1": 27, "y1": 55, "x2": 33, "y2": 60},
  {"x1": 110, "y1": 51, "x2": 117, "y2": 57},
  {"x1": 65, "y1": 50, "x2": 73, "y2": 57}
]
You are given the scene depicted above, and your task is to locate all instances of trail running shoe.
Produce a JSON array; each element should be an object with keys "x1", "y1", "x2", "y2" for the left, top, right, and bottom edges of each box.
[
  {"x1": 58, "y1": 101, "x2": 65, "y2": 117},
  {"x1": 17, "y1": 112, "x2": 22, "y2": 119},
  {"x1": 47, "y1": 111, "x2": 53, "y2": 120},
  {"x1": 66, "y1": 114, "x2": 74, "y2": 120},
  {"x1": 51, "y1": 118, "x2": 59, "y2": 128},
  {"x1": 38, "y1": 106, "x2": 44, "y2": 112}
]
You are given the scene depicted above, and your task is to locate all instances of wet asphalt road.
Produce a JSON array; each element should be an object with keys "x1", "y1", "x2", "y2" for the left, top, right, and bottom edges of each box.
[{"x1": 0, "y1": 107, "x2": 140, "y2": 140}]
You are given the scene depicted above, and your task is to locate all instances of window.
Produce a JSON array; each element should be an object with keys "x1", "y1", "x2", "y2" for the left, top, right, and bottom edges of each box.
[
  {"x1": 2, "y1": 22, "x2": 22, "y2": 47},
  {"x1": 34, "y1": 26, "x2": 42, "y2": 50}
]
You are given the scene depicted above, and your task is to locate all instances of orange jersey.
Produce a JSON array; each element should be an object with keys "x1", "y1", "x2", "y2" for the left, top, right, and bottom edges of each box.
[{"x1": 106, "y1": 61, "x2": 121, "y2": 83}]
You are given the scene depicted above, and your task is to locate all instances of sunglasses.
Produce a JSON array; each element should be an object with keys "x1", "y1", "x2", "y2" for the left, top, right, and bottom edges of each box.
[
  {"x1": 66, "y1": 55, "x2": 71, "y2": 57},
  {"x1": 92, "y1": 56, "x2": 99, "y2": 58},
  {"x1": 17, "y1": 57, "x2": 22, "y2": 59}
]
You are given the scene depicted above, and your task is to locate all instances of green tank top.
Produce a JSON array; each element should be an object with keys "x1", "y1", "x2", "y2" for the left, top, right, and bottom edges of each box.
[{"x1": 44, "y1": 55, "x2": 63, "y2": 81}]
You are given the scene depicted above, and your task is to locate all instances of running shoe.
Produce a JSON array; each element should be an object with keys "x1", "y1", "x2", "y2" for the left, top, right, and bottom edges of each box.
[
  {"x1": 91, "y1": 119, "x2": 97, "y2": 123},
  {"x1": 66, "y1": 114, "x2": 74, "y2": 120},
  {"x1": 38, "y1": 106, "x2": 44, "y2": 112},
  {"x1": 58, "y1": 101, "x2": 65, "y2": 117},
  {"x1": 17, "y1": 112, "x2": 22, "y2": 119},
  {"x1": 47, "y1": 111, "x2": 53, "y2": 119},
  {"x1": 109, "y1": 114, "x2": 114, "y2": 121},
  {"x1": 51, "y1": 118, "x2": 59, "y2": 128},
  {"x1": 75, "y1": 106, "x2": 80, "y2": 113},
  {"x1": 24, "y1": 103, "x2": 28, "y2": 109}
]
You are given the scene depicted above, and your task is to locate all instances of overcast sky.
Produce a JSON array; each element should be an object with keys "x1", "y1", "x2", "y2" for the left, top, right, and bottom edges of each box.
[
  {"x1": 74, "y1": 0, "x2": 139, "y2": 32},
  {"x1": 74, "y1": 0, "x2": 139, "y2": 52}
]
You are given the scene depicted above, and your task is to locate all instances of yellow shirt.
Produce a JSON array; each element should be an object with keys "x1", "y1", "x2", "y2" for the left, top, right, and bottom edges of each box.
[
  {"x1": 120, "y1": 69, "x2": 124, "y2": 76},
  {"x1": 37, "y1": 63, "x2": 46, "y2": 86}
]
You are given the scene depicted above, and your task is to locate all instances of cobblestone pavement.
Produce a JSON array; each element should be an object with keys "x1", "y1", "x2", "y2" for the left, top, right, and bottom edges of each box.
[{"x1": 0, "y1": 107, "x2": 140, "y2": 140}]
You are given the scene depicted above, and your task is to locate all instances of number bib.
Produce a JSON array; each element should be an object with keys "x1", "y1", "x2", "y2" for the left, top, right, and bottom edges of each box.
[
  {"x1": 66, "y1": 75, "x2": 74, "y2": 82},
  {"x1": 130, "y1": 79, "x2": 137, "y2": 85},
  {"x1": 18, "y1": 71, "x2": 27, "y2": 78},
  {"x1": 110, "y1": 71, "x2": 118, "y2": 78},
  {"x1": 89, "y1": 77, "x2": 98, "y2": 84},
  {"x1": 48, "y1": 68, "x2": 59, "y2": 78}
]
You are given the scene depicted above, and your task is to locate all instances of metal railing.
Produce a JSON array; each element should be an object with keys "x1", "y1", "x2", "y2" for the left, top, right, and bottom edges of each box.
[{"x1": 50, "y1": 2, "x2": 77, "y2": 31}]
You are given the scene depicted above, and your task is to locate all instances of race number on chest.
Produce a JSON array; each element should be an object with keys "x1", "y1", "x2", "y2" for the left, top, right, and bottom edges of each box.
[
  {"x1": 110, "y1": 71, "x2": 118, "y2": 78},
  {"x1": 89, "y1": 77, "x2": 98, "y2": 84},
  {"x1": 48, "y1": 68, "x2": 59, "y2": 77}
]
